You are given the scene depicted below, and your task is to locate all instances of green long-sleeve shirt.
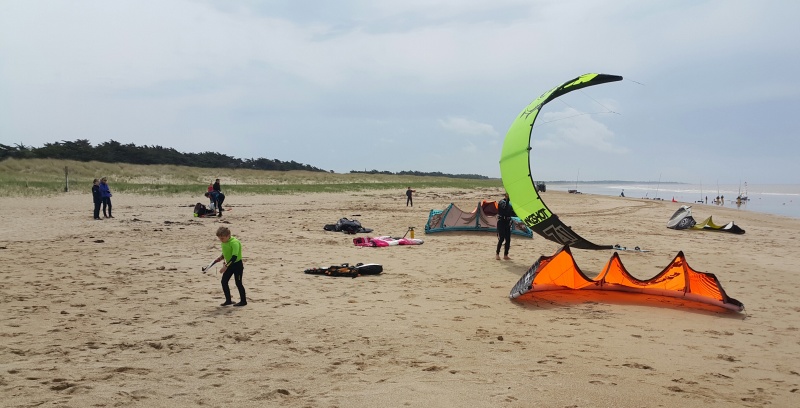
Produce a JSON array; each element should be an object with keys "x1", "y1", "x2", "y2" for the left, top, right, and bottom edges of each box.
[{"x1": 220, "y1": 236, "x2": 242, "y2": 266}]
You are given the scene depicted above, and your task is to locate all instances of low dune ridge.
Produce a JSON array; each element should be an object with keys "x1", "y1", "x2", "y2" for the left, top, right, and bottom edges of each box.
[{"x1": 2, "y1": 188, "x2": 799, "y2": 407}]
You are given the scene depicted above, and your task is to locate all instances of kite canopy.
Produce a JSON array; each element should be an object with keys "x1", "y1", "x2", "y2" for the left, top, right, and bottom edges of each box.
[
  {"x1": 667, "y1": 205, "x2": 746, "y2": 234},
  {"x1": 500, "y1": 73, "x2": 623, "y2": 250},
  {"x1": 510, "y1": 246, "x2": 744, "y2": 312},
  {"x1": 424, "y1": 201, "x2": 533, "y2": 237}
]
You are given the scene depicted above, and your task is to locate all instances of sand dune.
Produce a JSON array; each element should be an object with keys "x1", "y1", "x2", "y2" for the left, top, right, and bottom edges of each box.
[{"x1": 2, "y1": 188, "x2": 799, "y2": 407}]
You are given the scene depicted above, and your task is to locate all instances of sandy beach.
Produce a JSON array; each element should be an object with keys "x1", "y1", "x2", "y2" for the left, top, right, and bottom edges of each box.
[{"x1": 2, "y1": 188, "x2": 799, "y2": 407}]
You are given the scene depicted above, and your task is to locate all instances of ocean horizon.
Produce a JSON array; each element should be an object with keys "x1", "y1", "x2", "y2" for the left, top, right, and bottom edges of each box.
[{"x1": 541, "y1": 182, "x2": 800, "y2": 220}]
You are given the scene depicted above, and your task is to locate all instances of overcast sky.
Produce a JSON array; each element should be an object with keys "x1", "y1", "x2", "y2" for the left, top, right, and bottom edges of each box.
[{"x1": 1, "y1": 0, "x2": 798, "y2": 184}]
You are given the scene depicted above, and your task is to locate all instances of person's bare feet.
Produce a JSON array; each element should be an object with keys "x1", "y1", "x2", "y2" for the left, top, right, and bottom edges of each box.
[
  {"x1": 504, "y1": 256, "x2": 511, "y2": 260},
  {"x1": 495, "y1": 254, "x2": 501, "y2": 260}
]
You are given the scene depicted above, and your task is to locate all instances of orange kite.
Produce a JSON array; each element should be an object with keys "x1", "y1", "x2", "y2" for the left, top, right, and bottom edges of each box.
[{"x1": 510, "y1": 246, "x2": 744, "y2": 312}]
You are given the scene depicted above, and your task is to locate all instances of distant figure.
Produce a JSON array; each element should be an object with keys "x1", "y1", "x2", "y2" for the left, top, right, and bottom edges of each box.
[
  {"x1": 705, "y1": 196, "x2": 708, "y2": 204},
  {"x1": 210, "y1": 179, "x2": 225, "y2": 216},
  {"x1": 406, "y1": 187, "x2": 416, "y2": 207},
  {"x1": 721, "y1": 195, "x2": 724, "y2": 205},
  {"x1": 496, "y1": 192, "x2": 514, "y2": 260},
  {"x1": 620, "y1": 190, "x2": 625, "y2": 197},
  {"x1": 215, "y1": 226, "x2": 246, "y2": 307},
  {"x1": 715, "y1": 195, "x2": 720, "y2": 205},
  {"x1": 91, "y1": 179, "x2": 102, "y2": 220},
  {"x1": 100, "y1": 177, "x2": 113, "y2": 218}
]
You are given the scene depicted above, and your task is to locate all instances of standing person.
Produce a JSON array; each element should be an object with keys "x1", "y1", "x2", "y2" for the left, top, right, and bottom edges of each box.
[
  {"x1": 99, "y1": 177, "x2": 113, "y2": 218},
  {"x1": 91, "y1": 179, "x2": 102, "y2": 220},
  {"x1": 406, "y1": 186, "x2": 416, "y2": 207},
  {"x1": 214, "y1": 226, "x2": 246, "y2": 307},
  {"x1": 496, "y1": 192, "x2": 514, "y2": 260},
  {"x1": 211, "y1": 178, "x2": 225, "y2": 216}
]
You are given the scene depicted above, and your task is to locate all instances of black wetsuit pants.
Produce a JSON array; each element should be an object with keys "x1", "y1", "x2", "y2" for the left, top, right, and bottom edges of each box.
[
  {"x1": 221, "y1": 261, "x2": 246, "y2": 303},
  {"x1": 93, "y1": 201, "x2": 101, "y2": 219},
  {"x1": 406, "y1": 196, "x2": 412, "y2": 206},
  {"x1": 496, "y1": 218, "x2": 511, "y2": 256}
]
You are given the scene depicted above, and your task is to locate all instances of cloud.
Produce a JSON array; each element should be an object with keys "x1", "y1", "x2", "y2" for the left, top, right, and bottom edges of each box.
[
  {"x1": 532, "y1": 108, "x2": 629, "y2": 154},
  {"x1": 438, "y1": 116, "x2": 499, "y2": 137}
]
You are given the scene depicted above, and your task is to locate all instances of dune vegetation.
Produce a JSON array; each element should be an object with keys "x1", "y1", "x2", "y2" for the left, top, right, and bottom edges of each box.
[{"x1": 0, "y1": 158, "x2": 502, "y2": 196}]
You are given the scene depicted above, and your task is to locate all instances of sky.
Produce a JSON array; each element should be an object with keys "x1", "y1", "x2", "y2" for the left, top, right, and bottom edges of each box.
[{"x1": 1, "y1": 0, "x2": 799, "y2": 184}]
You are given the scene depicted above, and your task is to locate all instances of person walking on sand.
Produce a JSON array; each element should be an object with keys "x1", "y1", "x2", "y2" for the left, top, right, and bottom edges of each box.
[
  {"x1": 406, "y1": 186, "x2": 416, "y2": 207},
  {"x1": 91, "y1": 179, "x2": 102, "y2": 220},
  {"x1": 215, "y1": 226, "x2": 246, "y2": 307},
  {"x1": 496, "y1": 192, "x2": 514, "y2": 260},
  {"x1": 99, "y1": 177, "x2": 113, "y2": 218}
]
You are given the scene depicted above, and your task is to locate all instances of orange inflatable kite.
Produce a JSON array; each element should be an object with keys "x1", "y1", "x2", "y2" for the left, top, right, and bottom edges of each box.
[{"x1": 510, "y1": 246, "x2": 744, "y2": 312}]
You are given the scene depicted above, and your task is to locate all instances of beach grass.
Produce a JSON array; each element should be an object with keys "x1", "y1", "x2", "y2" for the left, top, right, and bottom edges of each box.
[{"x1": 0, "y1": 158, "x2": 502, "y2": 196}]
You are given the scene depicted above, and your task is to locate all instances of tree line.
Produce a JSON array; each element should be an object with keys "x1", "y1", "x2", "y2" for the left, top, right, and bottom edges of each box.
[
  {"x1": 1, "y1": 140, "x2": 492, "y2": 179},
  {"x1": 0, "y1": 140, "x2": 327, "y2": 172}
]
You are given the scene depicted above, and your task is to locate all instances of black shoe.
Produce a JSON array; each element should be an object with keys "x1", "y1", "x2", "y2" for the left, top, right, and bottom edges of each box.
[
  {"x1": 220, "y1": 301, "x2": 233, "y2": 306},
  {"x1": 233, "y1": 301, "x2": 247, "y2": 307},
  {"x1": 217, "y1": 213, "x2": 222, "y2": 217}
]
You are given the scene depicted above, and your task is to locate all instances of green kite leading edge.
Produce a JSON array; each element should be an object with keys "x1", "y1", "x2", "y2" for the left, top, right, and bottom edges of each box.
[{"x1": 499, "y1": 73, "x2": 623, "y2": 250}]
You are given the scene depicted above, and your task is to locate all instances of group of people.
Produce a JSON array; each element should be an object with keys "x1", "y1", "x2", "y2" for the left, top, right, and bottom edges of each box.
[
  {"x1": 91, "y1": 177, "x2": 113, "y2": 219},
  {"x1": 204, "y1": 178, "x2": 226, "y2": 217},
  {"x1": 194, "y1": 179, "x2": 226, "y2": 217}
]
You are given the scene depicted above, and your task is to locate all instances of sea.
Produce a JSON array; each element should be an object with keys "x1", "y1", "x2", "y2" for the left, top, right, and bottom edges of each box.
[{"x1": 542, "y1": 182, "x2": 800, "y2": 220}]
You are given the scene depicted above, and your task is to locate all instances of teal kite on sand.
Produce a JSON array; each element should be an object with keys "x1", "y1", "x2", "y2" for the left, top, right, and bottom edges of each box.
[{"x1": 499, "y1": 73, "x2": 623, "y2": 250}]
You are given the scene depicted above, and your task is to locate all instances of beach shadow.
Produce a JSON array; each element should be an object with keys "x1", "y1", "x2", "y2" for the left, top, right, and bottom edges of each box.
[{"x1": 510, "y1": 290, "x2": 746, "y2": 319}]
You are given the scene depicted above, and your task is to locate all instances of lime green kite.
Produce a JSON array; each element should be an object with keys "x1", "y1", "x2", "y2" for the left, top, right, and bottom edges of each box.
[{"x1": 499, "y1": 73, "x2": 622, "y2": 250}]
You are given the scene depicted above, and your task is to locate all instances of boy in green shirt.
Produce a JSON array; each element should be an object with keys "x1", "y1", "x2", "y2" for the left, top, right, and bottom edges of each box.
[{"x1": 215, "y1": 226, "x2": 246, "y2": 307}]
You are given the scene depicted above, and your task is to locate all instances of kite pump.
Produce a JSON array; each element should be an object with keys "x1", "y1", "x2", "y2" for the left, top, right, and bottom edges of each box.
[{"x1": 403, "y1": 227, "x2": 415, "y2": 239}]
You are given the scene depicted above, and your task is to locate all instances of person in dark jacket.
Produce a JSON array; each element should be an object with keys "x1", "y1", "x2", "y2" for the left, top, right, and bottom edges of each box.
[
  {"x1": 91, "y1": 179, "x2": 102, "y2": 220},
  {"x1": 496, "y1": 192, "x2": 514, "y2": 260},
  {"x1": 211, "y1": 178, "x2": 225, "y2": 216},
  {"x1": 99, "y1": 177, "x2": 113, "y2": 218}
]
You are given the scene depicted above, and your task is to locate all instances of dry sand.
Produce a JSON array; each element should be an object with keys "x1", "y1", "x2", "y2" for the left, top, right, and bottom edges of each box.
[{"x1": 2, "y1": 188, "x2": 799, "y2": 407}]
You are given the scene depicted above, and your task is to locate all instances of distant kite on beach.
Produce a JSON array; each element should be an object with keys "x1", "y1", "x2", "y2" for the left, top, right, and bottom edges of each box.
[
  {"x1": 499, "y1": 73, "x2": 623, "y2": 250},
  {"x1": 667, "y1": 206, "x2": 746, "y2": 234}
]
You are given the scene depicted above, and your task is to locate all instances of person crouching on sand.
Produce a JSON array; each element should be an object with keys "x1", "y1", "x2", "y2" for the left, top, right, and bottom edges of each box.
[{"x1": 215, "y1": 226, "x2": 246, "y2": 307}]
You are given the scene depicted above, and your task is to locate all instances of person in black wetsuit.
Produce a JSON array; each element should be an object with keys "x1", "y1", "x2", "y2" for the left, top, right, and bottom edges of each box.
[
  {"x1": 496, "y1": 192, "x2": 514, "y2": 260},
  {"x1": 406, "y1": 187, "x2": 416, "y2": 207},
  {"x1": 215, "y1": 226, "x2": 246, "y2": 307}
]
